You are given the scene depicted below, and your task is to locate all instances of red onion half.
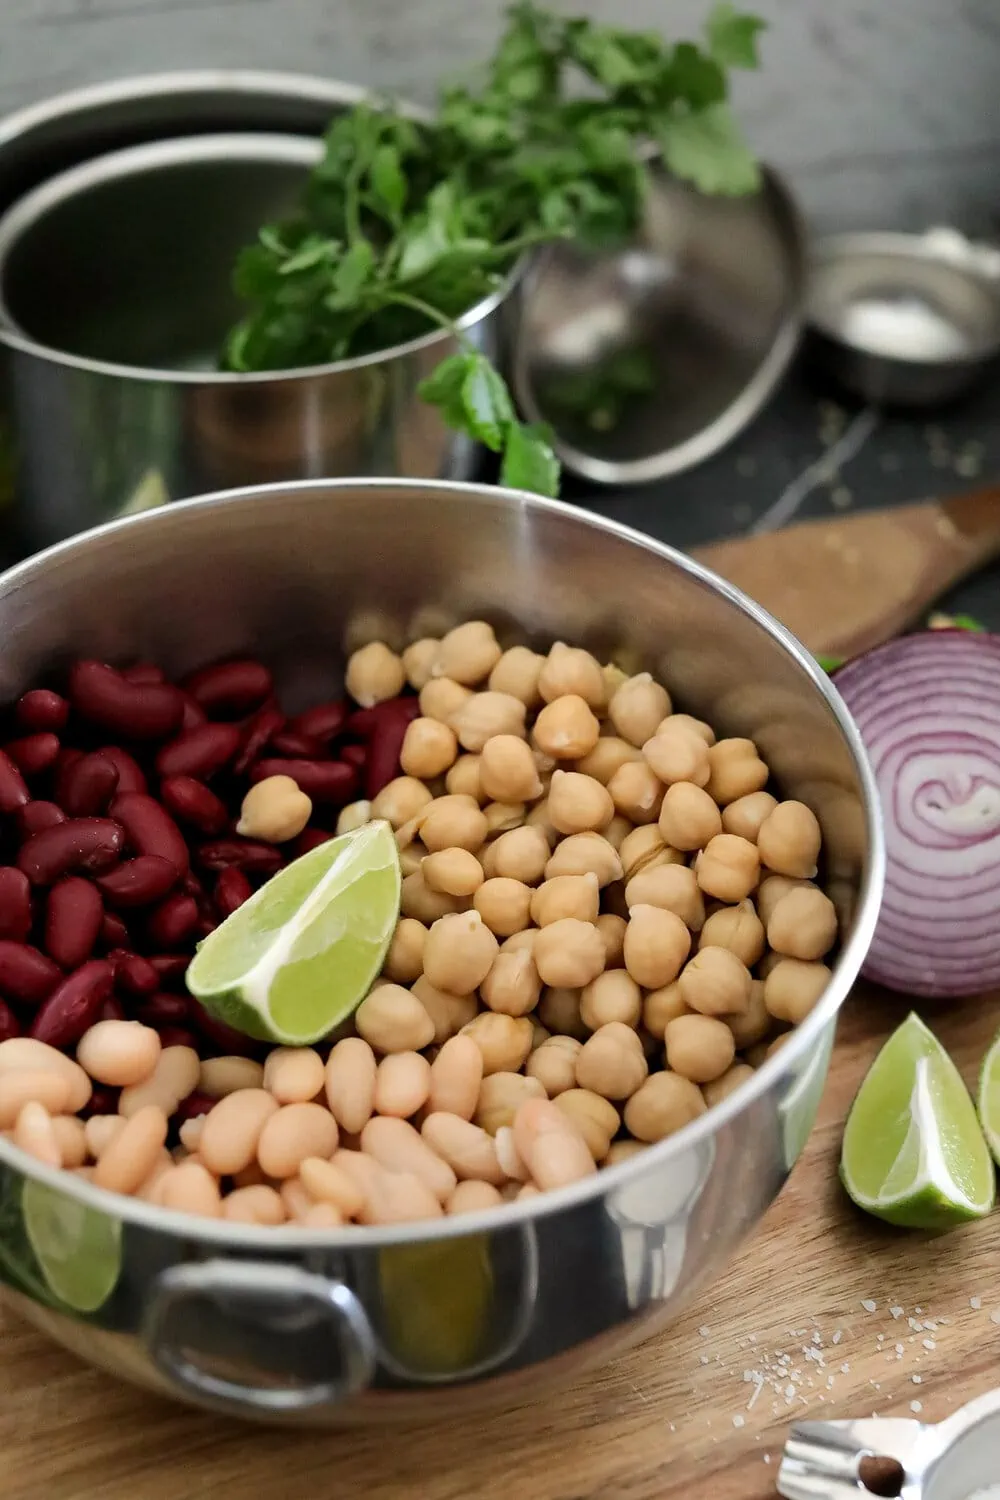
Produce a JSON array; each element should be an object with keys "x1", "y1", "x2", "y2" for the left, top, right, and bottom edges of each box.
[{"x1": 834, "y1": 630, "x2": 1000, "y2": 999}]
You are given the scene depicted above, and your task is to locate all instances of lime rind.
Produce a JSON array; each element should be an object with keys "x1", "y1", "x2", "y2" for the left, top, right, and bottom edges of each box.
[
  {"x1": 977, "y1": 1028, "x2": 1000, "y2": 1166},
  {"x1": 841, "y1": 1012, "x2": 995, "y2": 1230}
]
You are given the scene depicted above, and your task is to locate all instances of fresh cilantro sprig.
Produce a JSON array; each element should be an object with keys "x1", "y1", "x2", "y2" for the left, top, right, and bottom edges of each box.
[{"x1": 222, "y1": 1, "x2": 766, "y2": 496}]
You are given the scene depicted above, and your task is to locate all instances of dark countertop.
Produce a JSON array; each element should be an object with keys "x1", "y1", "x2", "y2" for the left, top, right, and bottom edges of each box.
[{"x1": 563, "y1": 355, "x2": 1000, "y2": 632}]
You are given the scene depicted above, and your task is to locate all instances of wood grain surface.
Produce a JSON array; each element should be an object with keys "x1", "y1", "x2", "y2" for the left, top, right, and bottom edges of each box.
[{"x1": 2, "y1": 985, "x2": 998, "y2": 1500}]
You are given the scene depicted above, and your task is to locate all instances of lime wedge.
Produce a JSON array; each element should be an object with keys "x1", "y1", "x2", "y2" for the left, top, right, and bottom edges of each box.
[
  {"x1": 22, "y1": 1180, "x2": 122, "y2": 1313},
  {"x1": 841, "y1": 1012, "x2": 995, "y2": 1229},
  {"x1": 977, "y1": 1027, "x2": 1000, "y2": 1166},
  {"x1": 186, "y1": 821, "x2": 400, "y2": 1046}
]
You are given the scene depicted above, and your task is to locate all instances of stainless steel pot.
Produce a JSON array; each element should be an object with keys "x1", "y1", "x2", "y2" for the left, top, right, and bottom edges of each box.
[{"x1": 0, "y1": 478, "x2": 884, "y2": 1423}]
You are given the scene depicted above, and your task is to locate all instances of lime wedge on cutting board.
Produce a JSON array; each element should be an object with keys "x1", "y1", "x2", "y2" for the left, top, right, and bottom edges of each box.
[
  {"x1": 186, "y1": 821, "x2": 400, "y2": 1046},
  {"x1": 841, "y1": 1012, "x2": 995, "y2": 1229},
  {"x1": 976, "y1": 1028, "x2": 1000, "y2": 1166}
]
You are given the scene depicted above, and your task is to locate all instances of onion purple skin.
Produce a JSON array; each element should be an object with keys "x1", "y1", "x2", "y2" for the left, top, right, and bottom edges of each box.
[{"x1": 832, "y1": 630, "x2": 1000, "y2": 1000}]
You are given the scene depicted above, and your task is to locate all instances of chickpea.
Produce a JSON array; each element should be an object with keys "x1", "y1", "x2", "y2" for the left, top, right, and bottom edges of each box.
[
  {"x1": 422, "y1": 847, "x2": 485, "y2": 899},
  {"x1": 624, "y1": 1071, "x2": 706, "y2": 1142},
  {"x1": 608, "y1": 673, "x2": 672, "y2": 748},
  {"x1": 537, "y1": 987, "x2": 587, "y2": 1040},
  {"x1": 412, "y1": 976, "x2": 478, "y2": 1043},
  {"x1": 336, "y1": 799, "x2": 373, "y2": 835},
  {"x1": 642, "y1": 724, "x2": 711, "y2": 788},
  {"x1": 607, "y1": 760, "x2": 664, "y2": 825},
  {"x1": 400, "y1": 870, "x2": 464, "y2": 924},
  {"x1": 526, "y1": 1035, "x2": 582, "y2": 1097},
  {"x1": 554, "y1": 1089, "x2": 620, "y2": 1160},
  {"x1": 764, "y1": 959, "x2": 831, "y2": 1023},
  {"x1": 475, "y1": 1071, "x2": 546, "y2": 1134},
  {"x1": 383, "y1": 918, "x2": 428, "y2": 984},
  {"x1": 619, "y1": 825, "x2": 682, "y2": 881},
  {"x1": 356, "y1": 984, "x2": 436, "y2": 1053},
  {"x1": 432, "y1": 621, "x2": 502, "y2": 686},
  {"x1": 642, "y1": 982, "x2": 689, "y2": 1039},
  {"x1": 368, "y1": 776, "x2": 431, "y2": 829},
  {"x1": 500, "y1": 928, "x2": 537, "y2": 956},
  {"x1": 423, "y1": 911, "x2": 499, "y2": 995},
  {"x1": 460, "y1": 1012, "x2": 534, "y2": 1075},
  {"x1": 233, "y1": 774, "x2": 311, "y2": 844},
  {"x1": 698, "y1": 899, "x2": 765, "y2": 969},
  {"x1": 530, "y1": 873, "x2": 600, "y2": 927},
  {"x1": 525, "y1": 798, "x2": 560, "y2": 848},
  {"x1": 678, "y1": 947, "x2": 752, "y2": 1017},
  {"x1": 575, "y1": 736, "x2": 643, "y2": 786},
  {"x1": 757, "y1": 801, "x2": 822, "y2": 879},
  {"x1": 419, "y1": 676, "x2": 473, "y2": 725},
  {"x1": 398, "y1": 841, "x2": 428, "y2": 879},
  {"x1": 488, "y1": 645, "x2": 545, "y2": 707},
  {"x1": 575, "y1": 1022, "x2": 647, "y2": 1100},
  {"x1": 757, "y1": 950, "x2": 782, "y2": 979},
  {"x1": 766, "y1": 1033, "x2": 794, "y2": 1060},
  {"x1": 480, "y1": 946, "x2": 541, "y2": 1017},
  {"x1": 445, "y1": 754, "x2": 484, "y2": 802},
  {"x1": 658, "y1": 782, "x2": 723, "y2": 851},
  {"x1": 400, "y1": 718, "x2": 459, "y2": 780},
  {"x1": 604, "y1": 1139, "x2": 648, "y2": 1167},
  {"x1": 346, "y1": 641, "x2": 406, "y2": 707},
  {"x1": 623, "y1": 905, "x2": 691, "y2": 989},
  {"x1": 402, "y1": 637, "x2": 440, "y2": 690},
  {"x1": 624, "y1": 864, "x2": 705, "y2": 931},
  {"x1": 694, "y1": 833, "x2": 760, "y2": 903},
  {"x1": 602, "y1": 661, "x2": 630, "y2": 702},
  {"x1": 419, "y1": 794, "x2": 489, "y2": 854},
  {"x1": 596, "y1": 913, "x2": 627, "y2": 968},
  {"x1": 538, "y1": 641, "x2": 605, "y2": 709},
  {"x1": 722, "y1": 790, "x2": 778, "y2": 842},
  {"x1": 473, "y1": 877, "x2": 533, "y2": 937},
  {"x1": 767, "y1": 885, "x2": 837, "y2": 961},
  {"x1": 530, "y1": 1018, "x2": 550, "y2": 1050},
  {"x1": 531, "y1": 695, "x2": 601, "y2": 760},
  {"x1": 479, "y1": 735, "x2": 543, "y2": 802},
  {"x1": 483, "y1": 825, "x2": 551, "y2": 884},
  {"x1": 547, "y1": 770, "x2": 614, "y2": 835},
  {"x1": 543, "y1": 833, "x2": 621, "y2": 888},
  {"x1": 660, "y1": 713, "x2": 715, "y2": 747},
  {"x1": 603, "y1": 815, "x2": 632, "y2": 852},
  {"x1": 706, "y1": 738, "x2": 769, "y2": 806},
  {"x1": 580, "y1": 969, "x2": 642, "y2": 1031},
  {"x1": 756, "y1": 874, "x2": 814, "y2": 927},
  {"x1": 727, "y1": 979, "x2": 770, "y2": 1049},
  {"x1": 451, "y1": 692, "x2": 526, "y2": 753},
  {"x1": 534, "y1": 919, "x2": 606, "y2": 989},
  {"x1": 703, "y1": 1063, "x2": 755, "y2": 1108},
  {"x1": 665, "y1": 1013, "x2": 735, "y2": 1083}
]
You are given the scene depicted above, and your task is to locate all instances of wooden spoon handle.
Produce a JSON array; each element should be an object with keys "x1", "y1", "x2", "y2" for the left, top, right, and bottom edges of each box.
[{"x1": 939, "y1": 484, "x2": 1000, "y2": 552}]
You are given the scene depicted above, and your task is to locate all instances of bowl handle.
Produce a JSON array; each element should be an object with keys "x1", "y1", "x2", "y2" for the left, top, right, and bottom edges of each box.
[{"x1": 142, "y1": 1259, "x2": 376, "y2": 1416}]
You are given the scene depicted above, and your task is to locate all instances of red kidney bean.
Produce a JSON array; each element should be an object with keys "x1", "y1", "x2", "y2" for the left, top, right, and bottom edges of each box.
[
  {"x1": 96, "y1": 855, "x2": 178, "y2": 909},
  {"x1": 183, "y1": 658, "x2": 273, "y2": 716},
  {"x1": 340, "y1": 743, "x2": 366, "y2": 770},
  {"x1": 147, "y1": 893, "x2": 199, "y2": 948},
  {"x1": 30, "y1": 959, "x2": 114, "y2": 1046},
  {"x1": 61, "y1": 750, "x2": 121, "y2": 816},
  {"x1": 155, "y1": 723, "x2": 241, "y2": 781},
  {"x1": 196, "y1": 917, "x2": 217, "y2": 939},
  {"x1": 0, "y1": 942, "x2": 62, "y2": 1003},
  {"x1": 98, "y1": 746, "x2": 148, "y2": 795},
  {"x1": 180, "y1": 694, "x2": 208, "y2": 732},
  {"x1": 122, "y1": 663, "x2": 165, "y2": 685},
  {"x1": 291, "y1": 699, "x2": 348, "y2": 744},
  {"x1": 159, "y1": 775, "x2": 229, "y2": 835},
  {"x1": 157, "y1": 1027, "x2": 198, "y2": 1050},
  {"x1": 233, "y1": 701, "x2": 285, "y2": 775},
  {"x1": 5, "y1": 733, "x2": 61, "y2": 777},
  {"x1": 270, "y1": 729, "x2": 327, "y2": 759},
  {"x1": 53, "y1": 747, "x2": 83, "y2": 804},
  {"x1": 175, "y1": 1090, "x2": 215, "y2": 1122},
  {"x1": 345, "y1": 696, "x2": 420, "y2": 739},
  {"x1": 0, "y1": 868, "x2": 32, "y2": 942},
  {"x1": 292, "y1": 828, "x2": 333, "y2": 858},
  {"x1": 249, "y1": 758, "x2": 358, "y2": 804},
  {"x1": 0, "y1": 749, "x2": 30, "y2": 812},
  {"x1": 18, "y1": 818, "x2": 125, "y2": 885},
  {"x1": 135, "y1": 991, "x2": 190, "y2": 1026},
  {"x1": 15, "y1": 689, "x2": 69, "y2": 734},
  {"x1": 45, "y1": 877, "x2": 104, "y2": 969},
  {"x1": 109, "y1": 949, "x2": 159, "y2": 997},
  {"x1": 148, "y1": 954, "x2": 190, "y2": 986},
  {"x1": 17, "y1": 801, "x2": 67, "y2": 838},
  {"x1": 192, "y1": 1006, "x2": 260, "y2": 1058},
  {"x1": 110, "y1": 792, "x2": 189, "y2": 876},
  {"x1": 98, "y1": 994, "x2": 127, "y2": 1023},
  {"x1": 69, "y1": 661, "x2": 185, "y2": 741},
  {"x1": 364, "y1": 710, "x2": 411, "y2": 800},
  {"x1": 214, "y1": 867, "x2": 252, "y2": 918},
  {"x1": 0, "y1": 999, "x2": 21, "y2": 1042},
  {"x1": 99, "y1": 912, "x2": 130, "y2": 950},
  {"x1": 83, "y1": 1085, "x2": 119, "y2": 1117},
  {"x1": 196, "y1": 838, "x2": 283, "y2": 876}
]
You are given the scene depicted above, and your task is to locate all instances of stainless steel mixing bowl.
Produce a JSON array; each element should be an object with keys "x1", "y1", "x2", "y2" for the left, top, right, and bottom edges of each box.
[{"x1": 0, "y1": 478, "x2": 884, "y2": 1423}]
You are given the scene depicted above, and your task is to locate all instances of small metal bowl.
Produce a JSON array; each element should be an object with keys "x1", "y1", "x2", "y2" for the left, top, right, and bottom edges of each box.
[
  {"x1": 806, "y1": 230, "x2": 1000, "y2": 407},
  {"x1": 508, "y1": 162, "x2": 805, "y2": 485}
]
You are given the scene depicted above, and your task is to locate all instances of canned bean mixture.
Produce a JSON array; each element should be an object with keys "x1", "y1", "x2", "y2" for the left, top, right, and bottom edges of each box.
[{"x1": 0, "y1": 626, "x2": 834, "y2": 1226}]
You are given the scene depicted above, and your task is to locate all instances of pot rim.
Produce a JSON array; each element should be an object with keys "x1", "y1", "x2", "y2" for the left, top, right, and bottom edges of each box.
[
  {"x1": 0, "y1": 126, "x2": 519, "y2": 387},
  {"x1": 0, "y1": 476, "x2": 886, "y2": 1249}
]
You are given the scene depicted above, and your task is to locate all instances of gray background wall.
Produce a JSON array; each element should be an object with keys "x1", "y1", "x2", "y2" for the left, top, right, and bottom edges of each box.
[{"x1": 2, "y1": 0, "x2": 999, "y2": 235}]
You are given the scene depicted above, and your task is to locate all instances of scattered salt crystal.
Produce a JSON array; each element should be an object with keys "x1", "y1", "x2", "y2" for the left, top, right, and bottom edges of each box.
[
  {"x1": 923, "y1": 1338, "x2": 936, "y2": 1350},
  {"x1": 991, "y1": 1309, "x2": 1000, "y2": 1326},
  {"x1": 698, "y1": 1325, "x2": 710, "y2": 1337},
  {"x1": 914, "y1": 1307, "x2": 923, "y2": 1315},
  {"x1": 895, "y1": 1344, "x2": 904, "y2": 1356},
  {"x1": 912, "y1": 1375, "x2": 922, "y2": 1384},
  {"x1": 861, "y1": 1299, "x2": 877, "y2": 1313},
  {"x1": 831, "y1": 1330, "x2": 843, "y2": 1345},
  {"x1": 910, "y1": 1400, "x2": 922, "y2": 1414},
  {"x1": 841, "y1": 1363, "x2": 850, "y2": 1374},
  {"x1": 890, "y1": 1306, "x2": 903, "y2": 1319},
  {"x1": 784, "y1": 1384, "x2": 796, "y2": 1400},
  {"x1": 700, "y1": 1355, "x2": 709, "y2": 1365},
  {"x1": 747, "y1": 1381, "x2": 763, "y2": 1411},
  {"x1": 733, "y1": 1415, "x2": 745, "y2": 1429}
]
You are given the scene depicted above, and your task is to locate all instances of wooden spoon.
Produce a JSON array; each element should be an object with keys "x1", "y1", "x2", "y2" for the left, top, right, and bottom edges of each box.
[{"x1": 692, "y1": 484, "x2": 1000, "y2": 658}]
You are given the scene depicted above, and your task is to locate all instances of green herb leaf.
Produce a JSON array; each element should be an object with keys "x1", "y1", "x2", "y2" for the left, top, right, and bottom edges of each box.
[
  {"x1": 816, "y1": 654, "x2": 846, "y2": 674},
  {"x1": 370, "y1": 144, "x2": 407, "y2": 222},
  {"x1": 659, "y1": 102, "x2": 761, "y2": 195},
  {"x1": 707, "y1": 3, "x2": 767, "y2": 69},
  {"x1": 666, "y1": 43, "x2": 728, "y2": 108},
  {"x1": 418, "y1": 352, "x2": 475, "y2": 430},
  {"x1": 500, "y1": 421, "x2": 560, "y2": 497},
  {"x1": 460, "y1": 356, "x2": 516, "y2": 451},
  {"x1": 325, "y1": 239, "x2": 376, "y2": 311}
]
